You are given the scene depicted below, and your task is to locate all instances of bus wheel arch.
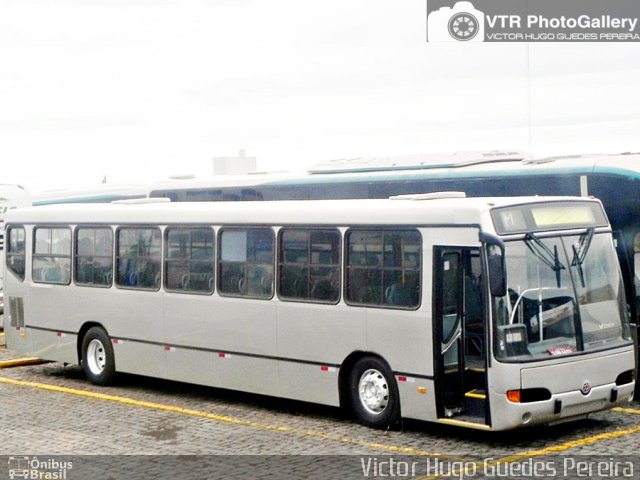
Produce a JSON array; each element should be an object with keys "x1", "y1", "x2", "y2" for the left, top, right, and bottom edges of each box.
[
  {"x1": 78, "y1": 323, "x2": 116, "y2": 386},
  {"x1": 339, "y1": 352, "x2": 401, "y2": 429}
]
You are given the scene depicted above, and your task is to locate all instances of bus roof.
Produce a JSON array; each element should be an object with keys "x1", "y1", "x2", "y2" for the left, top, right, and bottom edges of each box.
[
  {"x1": 147, "y1": 152, "x2": 640, "y2": 194},
  {"x1": 32, "y1": 183, "x2": 148, "y2": 206},
  {"x1": 8, "y1": 195, "x2": 605, "y2": 231}
]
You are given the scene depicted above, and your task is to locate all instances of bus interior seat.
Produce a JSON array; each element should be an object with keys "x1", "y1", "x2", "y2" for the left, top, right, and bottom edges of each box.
[
  {"x1": 311, "y1": 279, "x2": 336, "y2": 301},
  {"x1": 384, "y1": 283, "x2": 413, "y2": 307}
]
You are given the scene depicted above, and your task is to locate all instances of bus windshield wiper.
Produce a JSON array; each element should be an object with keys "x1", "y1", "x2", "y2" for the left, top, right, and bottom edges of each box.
[
  {"x1": 571, "y1": 228, "x2": 594, "y2": 288},
  {"x1": 524, "y1": 233, "x2": 566, "y2": 287}
]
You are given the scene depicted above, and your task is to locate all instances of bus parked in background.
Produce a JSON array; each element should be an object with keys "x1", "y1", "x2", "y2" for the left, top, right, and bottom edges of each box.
[
  {"x1": 3, "y1": 195, "x2": 635, "y2": 430},
  {"x1": 32, "y1": 183, "x2": 148, "y2": 206},
  {"x1": 0, "y1": 184, "x2": 31, "y2": 314},
  {"x1": 148, "y1": 152, "x2": 640, "y2": 351}
]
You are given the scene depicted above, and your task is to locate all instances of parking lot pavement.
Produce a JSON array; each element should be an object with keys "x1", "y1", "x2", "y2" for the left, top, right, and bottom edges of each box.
[{"x1": 1, "y1": 331, "x2": 640, "y2": 480}]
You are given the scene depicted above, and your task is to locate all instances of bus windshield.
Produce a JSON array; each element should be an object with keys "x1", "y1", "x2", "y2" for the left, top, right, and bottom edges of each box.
[{"x1": 494, "y1": 232, "x2": 630, "y2": 361}]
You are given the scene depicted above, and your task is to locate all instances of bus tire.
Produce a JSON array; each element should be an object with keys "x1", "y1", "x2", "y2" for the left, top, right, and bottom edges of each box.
[
  {"x1": 81, "y1": 326, "x2": 116, "y2": 386},
  {"x1": 349, "y1": 356, "x2": 400, "y2": 429}
]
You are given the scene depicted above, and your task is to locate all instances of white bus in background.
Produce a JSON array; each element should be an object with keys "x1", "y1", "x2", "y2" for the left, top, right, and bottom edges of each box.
[
  {"x1": 0, "y1": 184, "x2": 31, "y2": 314},
  {"x1": 3, "y1": 195, "x2": 635, "y2": 430}
]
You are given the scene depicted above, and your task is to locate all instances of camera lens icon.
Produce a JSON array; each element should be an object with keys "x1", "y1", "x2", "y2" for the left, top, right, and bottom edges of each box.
[{"x1": 448, "y1": 12, "x2": 479, "y2": 41}]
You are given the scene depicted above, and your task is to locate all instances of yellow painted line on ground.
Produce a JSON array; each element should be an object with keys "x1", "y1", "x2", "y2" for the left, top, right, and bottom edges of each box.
[
  {"x1": 0, "y1": 358, "x2": 48, "y2": 369},
  {"x1": 0, "y1": 375, "x2": 465, "y2": 460},
  {"x1": 420, "y1": 419, "x2": 640, "y2": 479},
  {"x1": 613, "y1": 406, "x2": 640, "y2": 415},
  {"x1": 492, "y1": 423, "x2": 640, "y2": 461}
]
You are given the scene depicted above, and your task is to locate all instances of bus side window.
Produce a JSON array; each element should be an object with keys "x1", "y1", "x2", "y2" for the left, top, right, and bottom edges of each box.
[
  {"x1": 116, "y1": 228, "x2": 161, "y2": 290},
  {"x1": 165, "y1": 227, "x2": 214, "y2": 294},
  {"x1": 218, "y1": 228, "x2": 274, "y2": 299},
  {"x1": 346, "y1": 229, "x2": 421, "y2": 309},
  {"x1": 32, "y1": 227, "x2": 71, "y2": 285},
  {"x1": 75, "y1": 227, "x2": 113, "y2": 287},
  {"x1": 278, "y1": 228, "x2": 341, "y2": 303},
  {"x1": 6, "y1": 226, "x2": 26, "y2": 281}
]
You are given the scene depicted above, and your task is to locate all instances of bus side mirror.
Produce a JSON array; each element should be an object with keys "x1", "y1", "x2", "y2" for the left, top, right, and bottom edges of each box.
[
  {"x1": 635, "y1": 252, "x2": 640, "y2": 283},
  {"x1": 481, "y1": 233, "x2": 507, "y2": 297}
]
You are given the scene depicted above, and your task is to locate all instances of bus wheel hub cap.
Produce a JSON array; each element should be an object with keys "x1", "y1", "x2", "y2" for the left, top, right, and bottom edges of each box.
[{"x1": 359, "y1": 369, "x2": 389, "y2": 414}]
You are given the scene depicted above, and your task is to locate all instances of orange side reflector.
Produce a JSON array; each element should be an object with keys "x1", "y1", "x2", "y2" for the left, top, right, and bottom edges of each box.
[{"x1": 507, "y1": 390, "x2": 521, "y2": 403}]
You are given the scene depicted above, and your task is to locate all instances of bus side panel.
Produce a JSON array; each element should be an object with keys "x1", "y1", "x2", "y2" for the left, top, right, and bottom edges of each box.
[
  {"x1": 56, "y1": 332, "x2": 78, "y2": 364},
  {"x1": 276, "y1": 302, "x2": 365, "y2": 405},
  {"x1": 26, "y1": 284, "x2": 64, "y2": 361},
  {"x1": 164, "y1": 295, "x2": 279, "y2": 397},
  {"x1": 23, "y1": 327, "x2": 57, "y2": 360},
  {"x1": 4, "y1": 274, "x2": 32, "y2": 356},
  {"x1": 105, "y1": 289, "x2": 167, "y2": 378},
  {"x1": 214, "y1": 355, "x2": 280, "y2": 398},
  {"x1": 112, "y1": 340, "x2": 168, "y2": 379},
  {"x1": 163, "y1": 347, "x2": 220, "y2": 387},
  {"x1": 366, "y1": 308, "x2": 435, "y2": 421},
  {"x1": 4, "y1": 326, "x2": 33, "y2": 357},
  {"x1": 395, "y1": 378, "x2": 435, "y2": 422}
]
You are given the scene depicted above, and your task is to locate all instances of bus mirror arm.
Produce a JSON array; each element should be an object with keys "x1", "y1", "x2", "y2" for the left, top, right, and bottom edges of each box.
[{"x1": 480, "y1": 232, "x2": 507, "y2": 298}]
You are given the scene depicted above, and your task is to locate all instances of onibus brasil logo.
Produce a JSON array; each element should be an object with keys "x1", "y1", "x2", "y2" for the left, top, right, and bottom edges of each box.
[{"x1": 8, "y1": 457, "x2": 73, "y2": 479}]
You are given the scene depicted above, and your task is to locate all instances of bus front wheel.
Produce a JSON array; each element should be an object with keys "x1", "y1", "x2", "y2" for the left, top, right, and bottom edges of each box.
[
  {"x1": 349, "y1": 356, "x2": 400, "y2": 429},
  {"x1": 81, "y1": 326, "x2": 116, "y2": 386}
]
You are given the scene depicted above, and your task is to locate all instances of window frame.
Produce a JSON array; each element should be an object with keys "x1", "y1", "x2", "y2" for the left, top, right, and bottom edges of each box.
[
  {"x1": 344, "y1": 227, "x2": 422, "y2": 310},
  {"x1": 74, "y1": 226, "x2": 114, "y2": 288},
  {"x1": 164, "y1": 226, "x2": 216, "y2": 295},
  {"x1": 115, "y1": 226, "x2": 163, "y2": 291},
  {"x1": 32, "y1": 226, "x2": 72, "y2": 285},
  {"x1": 217, "y1": 226, "x2": 275, "y2": 300},
  {"x1": 277, "y1": 227, "x2": 342, "y2": 305},
  {"x1": 5, "y1": 225, "x2": 26, "y2": 282}
]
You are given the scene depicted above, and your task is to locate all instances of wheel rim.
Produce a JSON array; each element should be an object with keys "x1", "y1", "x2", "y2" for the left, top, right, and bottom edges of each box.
[
  {"x1": 86, "y1": 338, "x2": 106, "y2": 375},
  {"x1": 358, "y1": 368, "x2": 389, "y2": 415}
]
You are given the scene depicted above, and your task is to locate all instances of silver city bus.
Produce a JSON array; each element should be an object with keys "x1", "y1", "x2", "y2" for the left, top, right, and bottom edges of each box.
[{"x1": 3, "y1": 194, "x2": 635, "y2": 430}]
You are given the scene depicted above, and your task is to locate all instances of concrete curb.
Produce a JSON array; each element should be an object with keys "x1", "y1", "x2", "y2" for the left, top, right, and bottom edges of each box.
[{"x1": 0, "y1": 358, "x2": 48, "y2": 369}]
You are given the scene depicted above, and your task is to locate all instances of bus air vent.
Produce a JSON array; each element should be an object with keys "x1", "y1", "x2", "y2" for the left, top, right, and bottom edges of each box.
[{"x1": 8, "y1": 297, "x2": 24, "y2": 328}]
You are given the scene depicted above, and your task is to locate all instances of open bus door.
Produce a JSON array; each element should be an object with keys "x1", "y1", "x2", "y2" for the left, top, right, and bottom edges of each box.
[{"x1": 434, "y1": 246, "x2": 490, "y2": 428}]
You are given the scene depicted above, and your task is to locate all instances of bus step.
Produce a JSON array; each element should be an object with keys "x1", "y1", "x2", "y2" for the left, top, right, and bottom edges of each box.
[
  {"x1": 464, "y1": 389, "x2": 486, "y2": 418},
  {"x1": 464, "y1": 369, "x2": 486, "y2": 390},
  {"x1": 465, "y1": 389, "x2": 486, "y2": 400}
]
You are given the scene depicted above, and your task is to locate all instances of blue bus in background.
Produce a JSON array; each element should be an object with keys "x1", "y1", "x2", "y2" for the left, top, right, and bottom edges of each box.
[{"x1": 149, "y1": 151, "x2": 640, "y2": 381}]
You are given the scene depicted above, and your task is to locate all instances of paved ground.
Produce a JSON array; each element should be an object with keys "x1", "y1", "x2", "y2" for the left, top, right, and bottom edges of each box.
[{"x1": 1, "y1": 323, "x2": 639, "y2": 479}]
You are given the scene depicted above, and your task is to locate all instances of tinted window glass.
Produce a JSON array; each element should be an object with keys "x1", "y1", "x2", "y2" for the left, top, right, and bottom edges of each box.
[
  {"x1": 279, "y1": 229, "x2": 341, "y2": 303},
  {"x1": 75, "y1": 227, "x2": 113, "y2": 287},
  {"x1": 33, "y1": 227, "x2": 72, "y2": 284},
  {"x1": 346, "y1": 229, "x2": 421, "y2": 309},
  {"x1": 6, "y1": 227, "x2": 26, "y2": 281},
  {"x1": 116, "y1": 228, "x2": 161, "y2": 289},
  {"x1": 219, "y1": 228, "x2": 274, "y2": 298},
  {"x1": 165, "y1": 228, "x2": 215, "y2": 293}
]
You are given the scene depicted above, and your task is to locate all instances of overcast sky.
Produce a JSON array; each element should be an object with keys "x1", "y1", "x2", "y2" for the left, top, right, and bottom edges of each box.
[{"x1": 1, "y1": 0, "x2": 640, "y2": 193}]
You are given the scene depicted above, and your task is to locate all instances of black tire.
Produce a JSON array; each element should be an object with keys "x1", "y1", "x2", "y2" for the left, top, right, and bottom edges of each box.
[
  {"x1": 81, "y1": 326, "x2": 116, "y2": 386},
  {"x1": 348, "y1": 356, "x2": 400, "y2": 429}
]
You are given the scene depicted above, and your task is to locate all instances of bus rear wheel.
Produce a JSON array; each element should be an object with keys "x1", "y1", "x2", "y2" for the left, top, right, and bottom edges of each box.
[
  {"x1": 349, "y1": 357, "x2": 400, "y2": 429},
  {"x1": 81, "y1": 326, "x2": 116, "y2": 386}
]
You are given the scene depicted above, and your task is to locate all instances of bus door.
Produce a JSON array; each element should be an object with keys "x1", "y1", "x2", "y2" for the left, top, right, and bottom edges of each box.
[{"x1": 434, "y1": 247, "x2": 489, "y2": 425}]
